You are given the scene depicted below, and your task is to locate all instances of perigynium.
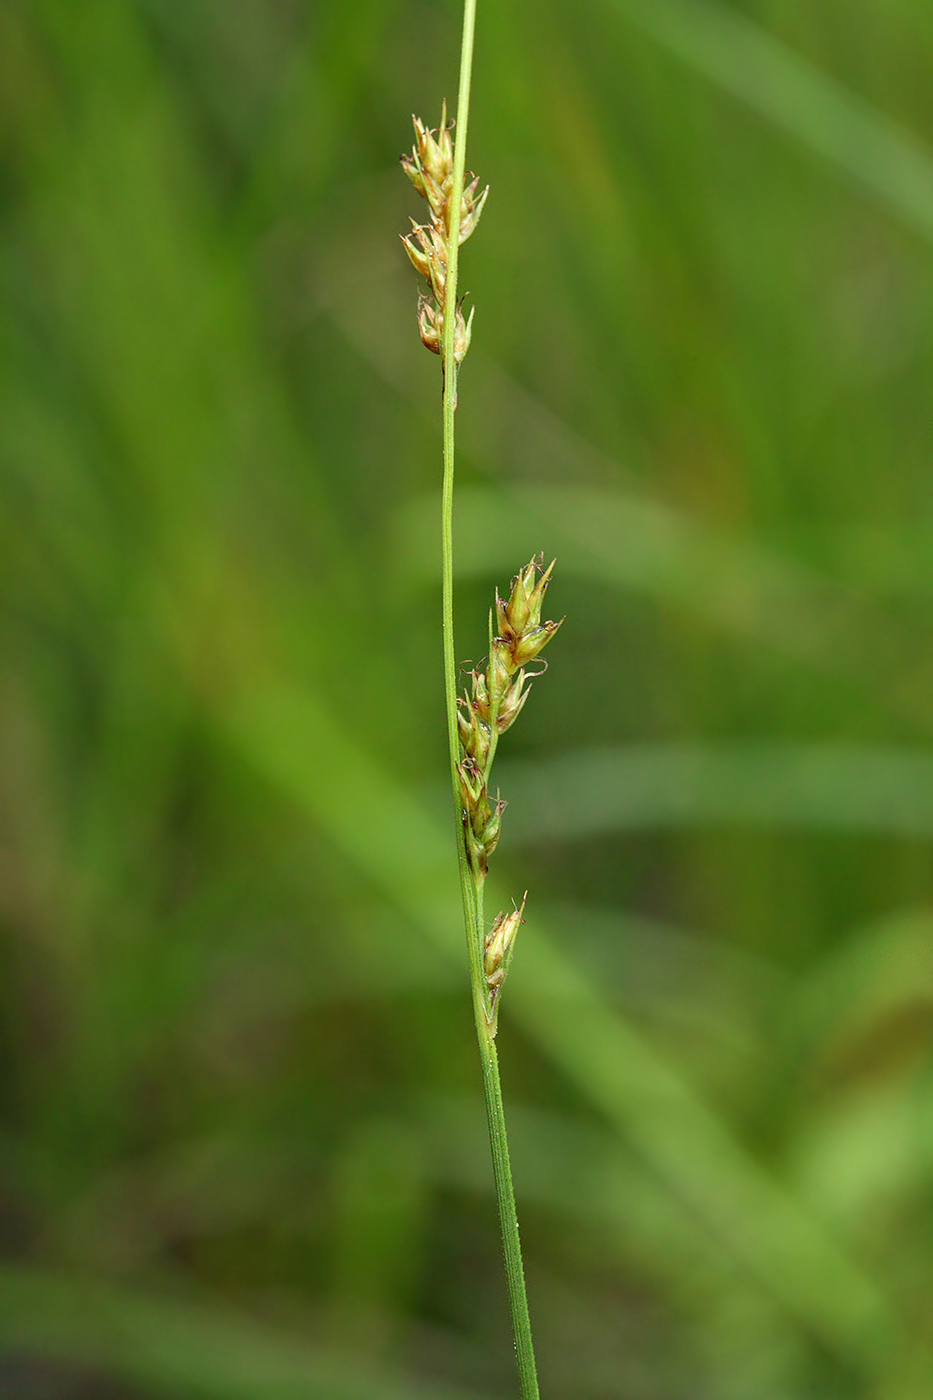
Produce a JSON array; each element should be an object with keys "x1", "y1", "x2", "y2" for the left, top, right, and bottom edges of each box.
[{"x1": 399, "y1": 4, "x2": 560, "y2": 1396}]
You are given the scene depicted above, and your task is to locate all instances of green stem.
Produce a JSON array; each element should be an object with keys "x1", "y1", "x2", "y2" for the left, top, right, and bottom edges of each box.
[{"x1": 440, "y1": 4, "x2": 541, "y2": 1397}]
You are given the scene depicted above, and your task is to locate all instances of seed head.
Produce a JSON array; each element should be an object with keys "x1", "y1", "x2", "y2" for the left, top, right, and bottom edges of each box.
[
  {"x1": 471, "y1": 666, "x2": 490, "y2": 720},
  {"x1": 457, "y1": 756, "x2": 484, "y2": 815},
  {"x1": 457, "y1": 692, "x2": 490, "y2": 766},
  {"x1": 483, "y1": 893, "x2": 527, "y2": 1028},
  {"x1": 400, "y1": 151, "x2": 427, "y2": 200},
  {"x1": 457, "y1": 177, "x2": 489, "y2": 244},
  {"x1": 454, "y1": 564, "x2": 561, "y2": 881},
  {"x1": 497, "y1": 557, "x2": 556, "y2": 639},
  {"x1": 399, "y1": 105, "x2": 486, "y2": 371},
  {"x1": 496, "y1": 669, "x2": 531, "y2": 733},
  {"x1": 400, "y1": 112, "x2": 455, "y2": 234},
  {"x1": 483, "y1": 896, "x2": 526, "y2": 979},
  {"x1": 512, "y1": 621, "x2": 562, "y2": 668},
  {"x1": 417, "y1": 295, "x2": 442, "y2": 355},
  {"x1": 481, "y1": 796, "x2": 506, "y2": 858},
  {"x1": 415, "y1": 107, "x2": 453, "y2": 187},
  {"x1": 489, "y1": 637, "x2": 513, "y2": 702},
  {"x1": 452, "y1": 303, "x2": 474, "y2": 365},
  {"x1": 401, "y1": 223, "x2": 432, "y2": 282},
  {"x1": 492, "y1": 557, "x2": 563, "y2": 676}
]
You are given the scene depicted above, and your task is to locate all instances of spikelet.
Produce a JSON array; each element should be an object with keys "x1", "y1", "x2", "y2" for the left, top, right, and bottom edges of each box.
[
  {"x1": 456, "y1": 556, "x2": 562, "y2": 877},
  {"x1": 399, "y1": 105, "x2": 487, "y2": 370},
  {"x1": 483, "y1": 894, "x2": 527, "y2": 1026},
  {"x1": 452, "y1": 558, "x2": 562, "y2": 1029}
]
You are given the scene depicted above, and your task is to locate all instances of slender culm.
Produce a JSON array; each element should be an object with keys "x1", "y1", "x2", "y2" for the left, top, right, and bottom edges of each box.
[{"x1": 399, "y1": 4, "x2": 561, "y2": 1395}]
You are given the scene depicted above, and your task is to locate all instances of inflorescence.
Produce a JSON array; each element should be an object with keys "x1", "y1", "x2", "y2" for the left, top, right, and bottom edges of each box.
[
  {"x1": 400, "y1": 115, "x2": 561, "y2": 1033},
  {"x1": 400, "y1": 105, "x2": 487, "y2": 366},
  {"x1": 458, "y1": 559, "x2": 562, "y2": 1025}
]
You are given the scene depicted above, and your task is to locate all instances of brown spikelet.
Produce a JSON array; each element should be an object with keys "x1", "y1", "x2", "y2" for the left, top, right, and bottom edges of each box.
[
  {"x1": 455, "y1": 558, "x2": 562, "y2": 885},
  {"x1": 483, "y1": 893, "x2": 527, "y2": 1024},
  {"x1": 399, "y1": 107, "x2": 487, "y2": 369}
]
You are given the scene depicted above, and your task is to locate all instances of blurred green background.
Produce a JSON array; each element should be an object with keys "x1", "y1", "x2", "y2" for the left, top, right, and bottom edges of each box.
[{"x1": 3, "y1": 0, "x2": 933, "y2": 1396}]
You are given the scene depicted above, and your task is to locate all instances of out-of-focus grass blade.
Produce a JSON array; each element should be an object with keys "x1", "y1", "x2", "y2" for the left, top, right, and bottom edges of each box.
[
  {"x1": 545, "y1": 898, "x2": 787, "y2": 1002},
  {"x1": 407, "y1": 478, "x2": 820, "y2": 631},
  {"x1": 395, "y1": 484, "x2": 932, "y2": 730},
  {"x1": 607, "y1": 0, "x2": 933, "y2": 241},
  {"x1": 0, "y1": 1266, "x2": 481, "y2": 1400},
  {"x1": 543, "y1": 900, "x2": 783, "y2": 1094},
  {"x1": 225, "y1": 681, "x2": 897, "y2": 1373},
  {"x1": 225, "y1": 683, "x2": 458, "y2": 957},
  {"x1": 507, "y1": 911, "x2": 893, "y2": 1368},
  {"x1": 495, "y1": 743, "x2": 933, "y2": 841},
  {"x1": 793, "y1": 907, "x2": 933, "y2": 1054},
  {"x1": 777, "y1": 910, "x2": 933, "y2": 1269},
  {"x1": 422, "y1": 1095, "x2": 806, "y2": 1356},
  {"x1": 790, "y1": 1077, "x2": 933, "y2": 1245}
]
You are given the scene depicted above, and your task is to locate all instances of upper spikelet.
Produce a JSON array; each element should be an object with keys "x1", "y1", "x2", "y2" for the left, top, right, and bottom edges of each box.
[{"x1": 399, "y1": 106, "x2": 488, "y2": 368}]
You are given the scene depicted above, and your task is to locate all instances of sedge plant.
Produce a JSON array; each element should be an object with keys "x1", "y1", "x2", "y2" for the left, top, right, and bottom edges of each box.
[{"x1": 399, "y1": 4, "x2": 561, "y2": 1396}]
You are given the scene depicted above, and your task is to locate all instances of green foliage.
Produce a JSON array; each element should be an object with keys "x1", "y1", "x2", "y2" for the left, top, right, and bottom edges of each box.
[{"x1": 2, "y1": 0, "x2": 933, "y2": 1396}]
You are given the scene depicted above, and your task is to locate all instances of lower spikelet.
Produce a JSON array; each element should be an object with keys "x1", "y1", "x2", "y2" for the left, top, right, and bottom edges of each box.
[{"x1": 455, "y1": 557, "x2": 562, "y2": 1032}]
